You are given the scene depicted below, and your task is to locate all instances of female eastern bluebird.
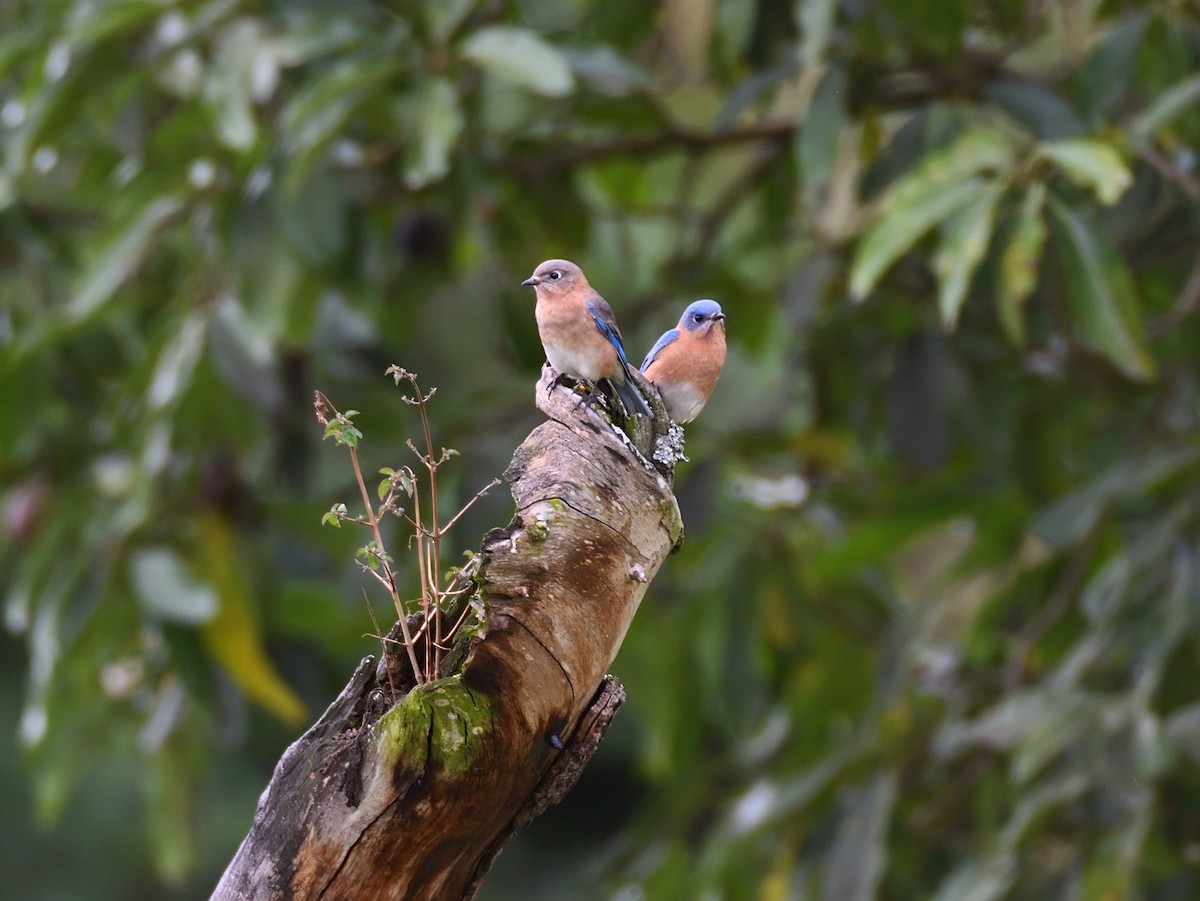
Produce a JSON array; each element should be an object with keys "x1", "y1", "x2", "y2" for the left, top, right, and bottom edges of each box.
[
  {"x1": 640, "y1": 300, "x2": 727, "y2": 423},
  {"x1": 522, "y1": 259, "x2": 651, "y2": 417}
]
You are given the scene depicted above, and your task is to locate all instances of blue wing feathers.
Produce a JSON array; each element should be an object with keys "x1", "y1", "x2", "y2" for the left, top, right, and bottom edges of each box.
[
  {"x1": 640, "y1": 329, "x2": 679, "y2": 372},
  {"x1": 585, "y1": 299, "x2": 650, "y2": 416},
  {"x1": 585, "y1": 300, "x2": 631, "y2": 366}
]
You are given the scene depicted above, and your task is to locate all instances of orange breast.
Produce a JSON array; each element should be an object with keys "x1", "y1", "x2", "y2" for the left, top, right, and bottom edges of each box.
[
  {"x1": 643, "y1": 327, "x2": 726, "y2": 422},
  {"x1": 536, "y1": 297, "x2": 622, "y2": 382}
]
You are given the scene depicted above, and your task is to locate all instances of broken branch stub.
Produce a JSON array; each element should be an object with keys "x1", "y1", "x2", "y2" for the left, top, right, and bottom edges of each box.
[{"x1": 213, "y1": 366, "x2": 683, "y2": 900}]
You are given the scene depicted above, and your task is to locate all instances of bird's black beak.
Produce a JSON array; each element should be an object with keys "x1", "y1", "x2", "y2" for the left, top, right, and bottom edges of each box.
[
  {"x1": 521, "y1": 276, "x2": 538, "y2": 287},
  {"x1": 714, "y1": 312, "x2": 727, "y2": 321}
]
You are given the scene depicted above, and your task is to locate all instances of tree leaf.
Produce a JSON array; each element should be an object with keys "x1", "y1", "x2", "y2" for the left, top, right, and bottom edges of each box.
[
  {"x1": 850, "y1": 127, "x2": 1015, "y2": 301},
  {"x1": 67, "y1": 195, "x2": 185, "y2": 322},
  {"x1": 145, "y1": 730, "x2": 198, "y2": 884},
  {"x1": 1078, "y1": 554, "x2": 1131, "y2": 623},
  {"x1": 65, "y1": 0, "x2": 162, "y2": 48},
  {"x1": 996, "y1": 181, "x2": 1048, "y2": 345},
  {"x1": 208, "y1": 294, "x2": 284, "y2": 411},
  {"x1": 1130, "y1": 72, "x2": 1200, "y2": 145},
  {"x1": 797, "y1": 65, "x2": 847, "y2": 203},
  {"x1": 1166, "y1": 702, "x2": 1200, "y2": 767},
  {"x1": 1032, "y1": 446, "x2": 1199, "y2": 548},
  {"x1": 822, "y1": 770, "x2": 896, "y2": 901},
  {"x1": 851, "y1": 176, "x2": 982, "y2": 301},
  {"x1": 932, "y1": 852, "x2": 1016, "y2": 901},
  {"x1": 281, "y1": 58, "x2": 398, "y2": 190},
  {"x1": 400, "y1": 77, "x2": 463, "y2": 189},
  {"x1": 797, "y1": 0, "x2": 837, "y2": 68},
  {"x1": 1047, "y1": 197, "x2": 1155, "y2": 380},
  {"x1": 460, "y1": 26, "x2": 575, "y2": 97},
  {"x1": 933, "y1": 180, "x2": 1005, "y2": 329},
  {"x1": 715, "y1": 61, "x2": 796, "y2": 131},
  {"x1": 986, "y1": 79, "x2": 1085, "y2": 140},
  {"x1": 146, "y1": 314, "x2": 207, "y2": 412},
  {"x1": 1075, "y1": 13, "x2": 1146, "y2": 124},
  {"x1": 129, "y1": 548, "x2": 219, "y2": 625},
  {"x1": 196, "y1": 515, "x2": 306, "y2": 725},
  {"x1": 203, "y1": 19, "x2": 269, "y2": 151},
  {"x1": 423, "y1": 0, "x2": 475, "y2": 44},
  {"x1": 1038, "y1": 139, "x2": 1132, "y2": 205},
  {"x1": 564, "y1": 45, "x2": 648, "y2": 97},
  {"x1": 933, "y1": 774, "x2": 1087, "y2": 901}
]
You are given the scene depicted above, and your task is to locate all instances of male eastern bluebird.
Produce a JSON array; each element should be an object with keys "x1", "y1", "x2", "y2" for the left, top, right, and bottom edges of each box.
[
  {"x1": 640, "y1": 300, "x2": 727, "y2": 423},
  {"x1": 522, "y1": 259, "x2": 651, "y2": 417}
]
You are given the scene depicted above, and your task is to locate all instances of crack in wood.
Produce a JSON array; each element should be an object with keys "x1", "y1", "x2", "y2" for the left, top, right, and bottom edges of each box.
[
  {"x1": 504, "y1": 612, "x2": 577, "y2": 709},
  {"x1": 315, "y1": 782, "x2": 416, "y2": 900},
  {"x1": 517, "y1": 494, "x2": 641, "y2": 554}
]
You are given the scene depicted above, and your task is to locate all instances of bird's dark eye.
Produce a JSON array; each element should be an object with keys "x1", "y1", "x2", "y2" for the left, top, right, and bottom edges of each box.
[
  {"x1": 549, "y1": 270, "x2": 562, "y2": 280},
  {"x1": 692, "y1": 313, "x2": 704, "y2": 323}
]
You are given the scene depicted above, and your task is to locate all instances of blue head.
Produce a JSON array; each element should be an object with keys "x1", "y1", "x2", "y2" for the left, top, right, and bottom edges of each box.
[{"x1": 679, "y1": 299, "x2": 726, "y2": 333}]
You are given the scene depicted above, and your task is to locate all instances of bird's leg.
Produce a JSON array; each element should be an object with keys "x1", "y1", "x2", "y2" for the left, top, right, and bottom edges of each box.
[
  {"x1": 572, "y1": 380, "x2": 596, "y2": 413},
  {"x1": 595, "y1": 379, "x2": 621, "y2": 415},
  {"x1": 547, "y1": 371, "x2": 595, "y2": 414},
  {"x1": 546, "y1": 369, "x2": 570, "y2": 398}
]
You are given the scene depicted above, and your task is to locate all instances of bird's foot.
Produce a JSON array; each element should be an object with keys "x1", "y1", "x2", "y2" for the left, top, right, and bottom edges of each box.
[
  {"x1": 572, "y1": 385, "x2": 594, "y2": 413},
  {"x1": 546, "y1": 371, "x2": 570, "y2": 398}
]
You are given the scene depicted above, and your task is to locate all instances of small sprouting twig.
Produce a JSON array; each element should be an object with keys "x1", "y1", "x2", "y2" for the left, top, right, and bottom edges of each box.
[
  {"x1": 391, "y1": 366, "x2": 455, "y2": 676},
  {"x1": 316, "y1": 391, "x2": 426, "y2": 685},
  {"x1": 363, "y1": 590, "x2": 396, "y2": 700},
  {"x1": 316, "y1": 370, "x2": 499, "y2": 687},
  {"x1": 412, "y1": 374, "x2": 445, "y2": 674}
]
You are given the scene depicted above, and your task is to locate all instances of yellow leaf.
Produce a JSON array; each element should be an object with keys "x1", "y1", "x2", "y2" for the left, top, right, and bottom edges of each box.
[{"x1": 197, "y1": 514, "x2": 306, "y2": 725}]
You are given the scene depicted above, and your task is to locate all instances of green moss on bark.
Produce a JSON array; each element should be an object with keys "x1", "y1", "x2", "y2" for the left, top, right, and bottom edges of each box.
[{"x1": 372, "y1": 676, "x2": 493, "y2": 776}]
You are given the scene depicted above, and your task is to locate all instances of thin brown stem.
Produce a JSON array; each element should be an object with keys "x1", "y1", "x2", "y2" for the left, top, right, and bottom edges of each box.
[
  {"x1": 438, "y1": 479, "x2": 502, "y2": 537},
  {"x1": 411, "y1": 378, "x2": 445, "y2": 675},
  {"x1": 436, "y1": 598, "x2": 480, "y2": 651},
  {"x1": 426, "y1": 528, "x2": 442, "y2": 673},
  {"x1": 363, "y1": 591, "x2": 396, "y2": 699},
  {"x1": 349, "y1": 443, "x2": 425, "y2": 685},
  {"x1": 359, "y1": 564, "x2": 392, "y2": 591},
  {"x1": 411, "y1": 484, "x2": 431, "y2": 679},
  {"x1": 321, "y1": 374, "x2": 492, "y2": 688}
]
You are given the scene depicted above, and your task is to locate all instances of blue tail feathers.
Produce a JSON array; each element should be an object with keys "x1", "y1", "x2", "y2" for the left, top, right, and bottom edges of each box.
[{"x1": 613, "y1": 368, "x2": 651, "y2": 417}]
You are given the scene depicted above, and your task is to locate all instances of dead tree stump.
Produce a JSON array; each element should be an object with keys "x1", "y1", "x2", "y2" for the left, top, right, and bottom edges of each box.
[{"x1": 213, "y1": 366, "x2": 683, "y2": 900}]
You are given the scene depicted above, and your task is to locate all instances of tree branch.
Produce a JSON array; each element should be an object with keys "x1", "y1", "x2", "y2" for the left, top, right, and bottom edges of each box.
[{"x1": 501, "y1": 121, "x2": 795, "y2": 176}]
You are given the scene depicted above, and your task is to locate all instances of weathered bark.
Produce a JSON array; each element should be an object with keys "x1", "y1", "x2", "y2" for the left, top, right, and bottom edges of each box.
[{"x1": 213, "y1": 366, "x2": 684, "y2": 900}]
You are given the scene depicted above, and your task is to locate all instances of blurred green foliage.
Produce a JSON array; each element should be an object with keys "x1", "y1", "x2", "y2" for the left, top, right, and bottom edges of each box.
[{"x1": 3, "y1": 0, "x2": 1200, "y2": 897}]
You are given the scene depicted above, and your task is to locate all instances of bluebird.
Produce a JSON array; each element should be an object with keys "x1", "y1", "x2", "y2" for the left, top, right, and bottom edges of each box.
[
  {"x1": 522, "y1": 259, "x2": 650, "y2": 417},
  {"x1": 640, "y1": 300, "x2": 727, "y2": 423}
]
